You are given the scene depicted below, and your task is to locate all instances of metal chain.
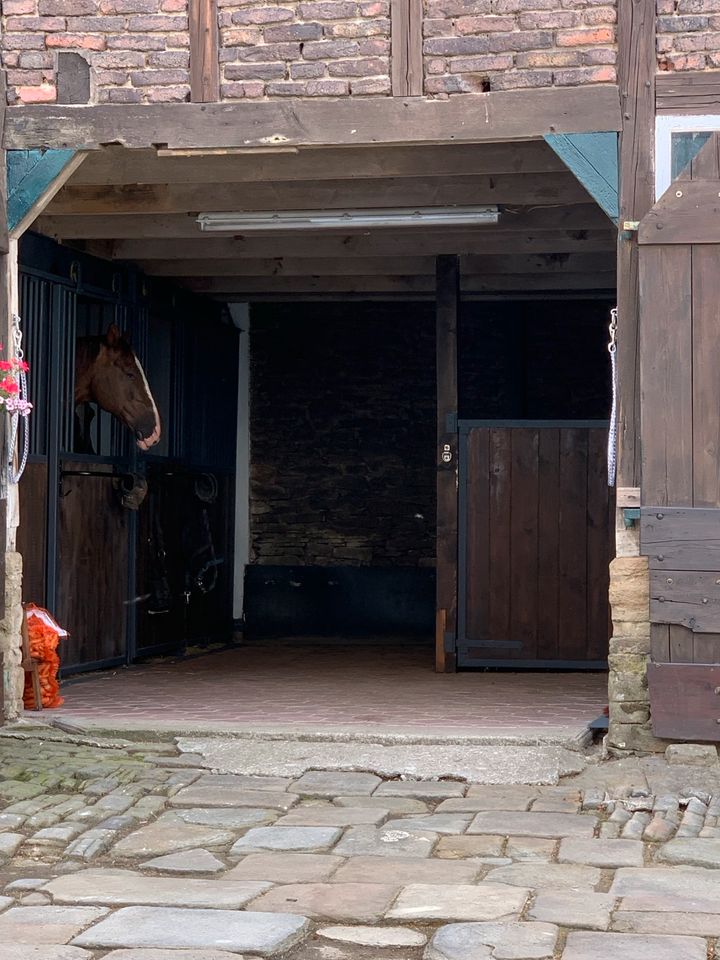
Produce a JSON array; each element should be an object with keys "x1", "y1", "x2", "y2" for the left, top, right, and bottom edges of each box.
[
  {"x1": 607, "y1": 306, "x2": 618, "y2": 489},
  {"x1": 7, "y1": 313, "x2": 30, "y2": 485}
]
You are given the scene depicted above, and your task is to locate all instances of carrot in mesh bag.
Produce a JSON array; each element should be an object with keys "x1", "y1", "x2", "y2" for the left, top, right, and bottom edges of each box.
[{"x1": 22, "y1": 603, "x2": 67, "y2": 709}]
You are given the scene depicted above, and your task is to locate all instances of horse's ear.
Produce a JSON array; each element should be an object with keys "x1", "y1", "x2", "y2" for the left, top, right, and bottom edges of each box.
[{"x1": 105, "y1": 324, "x2": 122, "y2": 347}]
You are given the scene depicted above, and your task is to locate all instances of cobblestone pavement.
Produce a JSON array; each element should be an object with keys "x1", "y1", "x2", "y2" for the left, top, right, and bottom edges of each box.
[{"x1": 3, "y1": 730, "x2": 720, "y2": 959}]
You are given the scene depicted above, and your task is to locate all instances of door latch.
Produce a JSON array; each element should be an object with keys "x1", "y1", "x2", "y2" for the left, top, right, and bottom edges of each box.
[{"x1": 441, "y1": 443, "x2": 453, "y2": 464}]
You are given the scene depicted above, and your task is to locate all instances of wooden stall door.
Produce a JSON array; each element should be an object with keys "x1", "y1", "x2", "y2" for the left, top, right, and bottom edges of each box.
[
  {"x1": 640, "y1": 135, "x2": 720, "y2": 739},
  {"x1": 458, "y1": 421, "x2": 611, "y2": 667},
  {"x1": 57, "y1": 464, "x2": 128, "y2": 671}
]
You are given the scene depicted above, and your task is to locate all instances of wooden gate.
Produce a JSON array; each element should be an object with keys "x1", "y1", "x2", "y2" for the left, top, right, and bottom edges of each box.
[
  {"x1": 458, "y1": 420, "x2": 612, "y2": 667},
  {"x1": 640, "y1": 134, "x2": 720, "y2": 738}
]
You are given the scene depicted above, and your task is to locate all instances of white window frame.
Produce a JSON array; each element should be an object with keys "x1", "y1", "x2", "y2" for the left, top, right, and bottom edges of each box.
[{"x1": 656, "y1": 114, "x2": 720, "y2": 199}]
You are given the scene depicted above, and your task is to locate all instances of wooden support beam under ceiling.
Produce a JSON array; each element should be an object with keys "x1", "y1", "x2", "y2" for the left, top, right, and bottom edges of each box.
[
  {"x1": 74, "y1": 230, "x2": 617, "y2": 261},
  {"x1": 71, "y1": 142, "x2": 567, "y2": 186},
  {"x1": 47, "y1": 173, "x2": 592, "y2": 216},
  {"x1": 3, "y1": 87, "x2": 621, "y2": 151},
  {"x1": 36, "y1": 203, "x2": 614, "y2": 239}
]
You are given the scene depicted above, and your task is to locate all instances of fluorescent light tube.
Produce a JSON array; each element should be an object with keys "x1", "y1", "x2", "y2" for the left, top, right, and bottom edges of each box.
[{"x1": 196, "y1": 206, "x2": 499, "y2": 233}]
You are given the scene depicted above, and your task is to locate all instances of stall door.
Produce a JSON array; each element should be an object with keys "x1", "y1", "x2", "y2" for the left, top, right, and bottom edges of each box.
[{"x1": 458, "y1": 421, "x2": 612, "y2": 667}]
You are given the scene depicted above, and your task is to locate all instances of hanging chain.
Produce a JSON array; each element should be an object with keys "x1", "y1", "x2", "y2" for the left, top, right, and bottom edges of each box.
[
  {"x1": 607, "y1": 306, "x2": 618, "y2": 489},
  {"x1": 7, "y1": 313, "x2": 30, "y2": 485}
]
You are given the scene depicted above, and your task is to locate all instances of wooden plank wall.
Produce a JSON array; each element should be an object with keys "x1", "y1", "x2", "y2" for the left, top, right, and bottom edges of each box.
[
  {"x1": 640, "y1": 134, "x2": 720, "y2": 667},
  {"x1": 391, "y1": 0, "x2": 423, "y2": 96}
]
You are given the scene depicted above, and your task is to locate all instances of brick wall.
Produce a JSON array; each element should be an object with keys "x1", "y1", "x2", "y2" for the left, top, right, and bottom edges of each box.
[
  {"x1": 423, "y1": 0, "x2": 617, "y2": 94},
  {"x1": 2, "y1": 0, "x2": 190, "y2": 104},
  {"x1": 219, "y1": 0, "x2": 391, "y2": 98},
  {"x1": 249, "y1": 302, "x2": 436, "y2": 568},
  {"x1": 657, "y1": 0, "x2": 720, "y2": 72}
]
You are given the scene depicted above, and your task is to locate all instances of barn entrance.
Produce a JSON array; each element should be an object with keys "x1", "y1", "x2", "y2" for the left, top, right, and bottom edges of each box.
[{"x1": 10, "y1": 138, "x2": 616, "y2": 723}]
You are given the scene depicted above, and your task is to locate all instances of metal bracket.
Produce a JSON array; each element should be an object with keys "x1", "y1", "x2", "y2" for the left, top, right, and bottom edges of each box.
[{"x1": 623, "y1": 507, "x2": 640, "y2": 528}]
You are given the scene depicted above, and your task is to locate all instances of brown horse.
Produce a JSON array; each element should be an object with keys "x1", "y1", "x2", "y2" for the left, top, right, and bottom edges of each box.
[{"x1": 75, "y1": 324, "x2": 161, "y2": 451}]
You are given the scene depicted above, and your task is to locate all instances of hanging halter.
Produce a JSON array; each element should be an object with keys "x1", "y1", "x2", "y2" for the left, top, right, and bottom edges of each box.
[
  {"x1": 607, "y1": 306, "x2": 618, "y2": 489},
  {"x1": 7, "y1": 313, "x2": 31, "y2": 485}
]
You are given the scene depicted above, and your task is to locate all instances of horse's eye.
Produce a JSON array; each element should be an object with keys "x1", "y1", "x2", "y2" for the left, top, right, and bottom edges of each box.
[{"x1": 126, "y1": 371, "x2": 136, "y2": 381}]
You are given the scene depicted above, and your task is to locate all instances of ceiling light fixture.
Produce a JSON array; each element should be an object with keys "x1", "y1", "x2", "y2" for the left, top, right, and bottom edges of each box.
[{"x1": 196, "y1": 206, "x2": 500, "y2": 233}]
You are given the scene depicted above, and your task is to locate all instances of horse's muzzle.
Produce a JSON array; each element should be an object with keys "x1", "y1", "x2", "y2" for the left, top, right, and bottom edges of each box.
[{"x1": 136, "y1": 423, "x2": 161, "y2": 450}]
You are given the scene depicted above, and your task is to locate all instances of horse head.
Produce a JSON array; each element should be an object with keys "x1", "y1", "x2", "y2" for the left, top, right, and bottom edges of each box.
[{"x1": 75, "y1": 324, "x2": 161, "y2": 451}]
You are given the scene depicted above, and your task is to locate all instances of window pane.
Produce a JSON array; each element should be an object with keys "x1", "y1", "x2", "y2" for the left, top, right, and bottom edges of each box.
[{"x1": 671, "y1": 131, "x2": 712, "y2": 179}]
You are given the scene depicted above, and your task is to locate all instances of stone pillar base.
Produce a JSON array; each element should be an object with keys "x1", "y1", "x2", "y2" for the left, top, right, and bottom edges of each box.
[
  {"x1": 0, "y1": 552, "x2": 23, "y2": 721},
  {"x1": 607, "y1": 555, "x2": 669, "y2": 754}
]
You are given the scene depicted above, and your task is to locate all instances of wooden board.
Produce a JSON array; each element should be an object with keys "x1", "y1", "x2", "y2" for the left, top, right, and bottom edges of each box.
[
  {"x1": 391, "y1": 0, "x2": 422, "y2": 96},
  {"x1": 16, "y1": 461, "x2": 48, "y2": 606},
  {"x1": 3, "y1": 87, "x2": 622, "y2": 151},
  {"x1": 72, "y1": 142, "x2": 567, "y2": 186},
  {"x1": 616, "y1": 0, "x2": 656, "y2": 488},
  {"x1": 189, "y1": 0, "x2": 219, "y2": 103},
  {"x1": 639, "y1": 181, "x2": 720, "y2": 245},
  {"x1": 657, "y1": 71, "x2": 720, "y2": 114},
  {"x1": 641, "y1": 507, "x2": 720, "y2": 570},
  {"x1": 647, "y1": 662, "x2": 720, "y2": 739},
  {"x1": 435, "y1": 255, "x2": 458, "y2": 672},
  {"x1": 649, "y1": 569, "x2": 720, "y2": 633}
]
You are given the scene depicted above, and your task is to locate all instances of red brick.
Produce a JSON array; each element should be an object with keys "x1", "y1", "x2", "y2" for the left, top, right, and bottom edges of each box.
[
  {"x1": 107, "y1": 34, "x2": 167, "y2": 48},
  {"x1": 582, "y1": 6, "x2": 616, "y2": 23},
  {"x1": 350, "y1": 75, "x2": 390, "y2": 92},
  {"x1": 301, "y1": 38, "x2": 360, "y2": 58},
  {"x1": 221, "y1": 79, "x2": 266, "y2": 97},
  {"x1": 664, "y1": 51, "x2": 707, "y2": 68},
  {"x1": 230, "y1": 6, "x2": 294, "y2": 23},
  {"x1": 73, "y1": 15, "x2": 126, "y2": 29},
  {"x1": 2, "y1": 0, "x2": 37, "y2": 13},
  {"x1": 235, "y1": 41, "x2": 301, "y2": 60},
  {"x1": 298, "y1": 1, "x2": 359, "y2": 17},
  {"x1": 161, "y1": 0, "x2": 186, "y2": 9},
  {"x1": 147, "y1": 50, "x2": 190, "y2": 65},
  {"x1": 16, "y1": 83, "x2": 57, "y2": 101},
  {"x1": 38, "y1": 0, "x2": 94, "y2": 11},
  {"x1": 488, "y1": 31, "x2": 554, "y2": 52},
  {"x1": 6, "y1": 15, "x2": 66, "y2": 30},
  {"x1": 93, "y1": 50, "x2": 145, "y2": 67},
  {"x1": 100, "y1": 0, "x2": 158, "y2": 10},
  {"x1": 488, "y1": 68, "x2": 553, "y2": 88},
  {"x1": 289, "y1": 61, "x2": 326, "y2": 77},
  {"x1": 264, "y1": 23, "x2": 324, "y2": 41},
  {"x1": 126, "y1": 14, "x2": 188, "y2": 28},
  {"x1": 553, "y1": 64, "x2": 616, "y2": 83},
  {"x1": 143, "y1": 84, "x2": 190, "y2": 100},
  {"x1": 4, "y1": 34, "x2": 47, "y2": 49},
  {"x1": 456, "y1": 14, "x2": 516, "y2": 32},
  {"x1": 424, "y1": 36, "x2": 491, "y2": 55},
  {"x1": 225, "y1": 60, "x2": 286, "y2": 78},
  {"x1": 516, "y1": 49, "x2": 581, "y2": 67},
  {"x1": 327, "y1": 18, "x2": 391, "y2": 35},
  {"x1": 221, "y1": 27, "x2": 263, "y2": 44},
  {"x1": 359, "y1": 0, "x2": 388, "y2": 14},
  {"x1": 166, "y1": 31, "x2": 191, "y2": 46},
  {"x1": 423, "y1": 17, "x2": 455, "y2": 36},
  {"x1": 107, "y1": 87, "x2": 143, "y2": 101},
  {"x1": 425, "y1": 74, "x2": 473, "y2": 93},
  {"x1": 357, "y1": 37, "x2": 389, "y2": 53},
  {"x1": 46, "y1": 33, "x2": 108, "y2": 49},
  {"x1": 328, "y1": 55, "x2": 387, "y2": 75},
  {"x1": 130, "y1": 67, "x2": 189, "y2": 84},
  {"x1": 426, "y1": 57, "x2": 447, "y2": 74},
  {"x1": 18, "y1": 51, "x2": 54, "y2": 67},
  {"x1": 556, "y1": 26, "x2": 615, "y2": 45},
  {"x1": 449, "y1": 52, "x2": 513, "y2": 71}
]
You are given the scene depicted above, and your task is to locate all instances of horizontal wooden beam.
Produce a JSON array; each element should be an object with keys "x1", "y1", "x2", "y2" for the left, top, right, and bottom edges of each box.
[
  {"x1": 79, "y1": 229, "x2": 615, "y2": 261},
  {"x1": 178, "y1": 272, "x2": 616, "y2": 295},
  {"x1": 639, "y1": 180, "x2": 720, "y2": 244},
  {"x1": 48, "y1": 173, "x2": 590, "y2": 216},
  {"x1": 36, "y1": 203, "x2": 613, "y2": 240},
  {"x1": 3, "y1": 87, "x2": 622, "y2": 151},
  {"x1": 72, "y1": 142, "x2": 566, "y2": 187},
  {"x1": 656, "y1": 71, "x2": 720, "y2": 115},
  {"x1": 140, "y1": 251, "x2": 615, "y2": 277}
]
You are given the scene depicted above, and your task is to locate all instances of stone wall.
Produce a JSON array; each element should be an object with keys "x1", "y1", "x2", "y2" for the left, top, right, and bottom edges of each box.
[
  {"x1": 423, "y1": 0, "x2": 617, "y2": 95},
  {"x1": 249, "y1": 302, "x2": 435, "y2": 568},
  {"x1": 657, "y1": 0, "x2": 720, "y2": 72}
]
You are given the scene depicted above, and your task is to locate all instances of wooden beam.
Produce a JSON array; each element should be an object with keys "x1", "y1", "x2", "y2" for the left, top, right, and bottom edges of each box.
[
  {"x1": 47, "y1": 173, "x2": 591, "y2": 216},
  {"x1": 189, "y1": 0, "x2": 219, "y2": 103},
  {"x1": 7, "y1": 149, "x2": 86, "y2": 237},
  {"x1": 179, "y1": 272, "x2": 616, "y2": 294},
  {"x1": 647, "y1": 663, "x2": 720, "y2": 740},
  {"x1": 616, "y1": 0, "x2": 656, "y2": 491},
  {"x1": 85, "y1": 229, "x2": 616, "y2": 261},
  {"x1": 36, "y1": 203, "x2": 614, "y2": 239},
  {"x1": 3, "y1": 87, "x2": 622, "y2": 151},
  {"x1": 639, "y1": 180, "x2": 720, "y2": 245},
  {"x1": 141, "y1": 252, "x2": 616, "y2": 277},
  {"x1": 71, "y1": 142, "x2": 566, "y2": 186},
  {"x1": 391, "y1": 0, "x2": 423, "y2": 96},
  {"x1": 544, "y1": 132, "x2": 619, "y2": 221},
  {"x1": 657, "y1": 71, "x2": 720, "y2": 115},
  {"x1": 436, "y1": 255, "x2": 459, "y2": 673}
]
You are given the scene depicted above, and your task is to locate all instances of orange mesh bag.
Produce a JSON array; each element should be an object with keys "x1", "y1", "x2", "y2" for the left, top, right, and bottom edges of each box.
[{"x1": 23, "y1": 604, "x2": 66, "y2": 709}]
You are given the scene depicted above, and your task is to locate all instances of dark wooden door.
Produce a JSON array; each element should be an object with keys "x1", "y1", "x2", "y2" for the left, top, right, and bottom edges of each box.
[
  {"x1": 56, "y1": 464, "x2": 128, "y2": 671},
  {"x1": 458, "y1": 421, "x2": 611, "y2": 667}
]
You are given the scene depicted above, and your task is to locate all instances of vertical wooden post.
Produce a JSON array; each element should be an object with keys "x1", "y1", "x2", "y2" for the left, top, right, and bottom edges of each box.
[
  {"x1": 616, "y1": 0, "x2": 656, "y2": 492},
  {"x1": 189, "y1": 0, "x2": 220, "y2": 103},
  {"x1": 436, "y1": 255, "x2": 459, "y2": 672},
  {"x1": 391, "y1": 0, "x2": 423, "y2": 97}
]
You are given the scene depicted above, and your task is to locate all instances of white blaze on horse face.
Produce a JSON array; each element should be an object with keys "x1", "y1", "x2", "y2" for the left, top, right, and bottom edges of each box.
[{"x1": 132, "y1": 352, "x2": 161, "y2": 449}]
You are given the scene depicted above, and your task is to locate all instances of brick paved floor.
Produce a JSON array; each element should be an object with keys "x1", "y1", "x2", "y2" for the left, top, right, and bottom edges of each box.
[
  {"x1": 49, "y1": 642, "x2": 608, "y2": 732},
  {"x1": 2, "y1": 732, "x2": 720, "y2": 960}
]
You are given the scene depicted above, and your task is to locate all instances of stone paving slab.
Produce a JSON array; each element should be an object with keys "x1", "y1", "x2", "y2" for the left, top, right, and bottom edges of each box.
[
  {"x1": 506, "y1": 838, "x2": 557, "y2": 861},
  {"x1": 0, "y1": 905, "x2": 109, "y2": 944},
  {"x1": 247, "y1": 882, "x2": 400, "y2": 921},
  {"x1": 383, "y1": 814, "x2": 472, "y2": 835},
  {"x1": 468, "y1": 812, "x2": 596, "y2": 839},
  {"x1": 230, "y1": 826, "x2": 342, "y2": 855},
  {"x1": 374, "y1": 782, "x2": 467, "y2": 800},
  {"x1": 332, "y1": 826, "x2": 437, "y2": 858},
  {"x1": 72, "y1": 906, "x2": 311, "y2": 954},
  {"x1": 43, "y1": 869, "x2": 271, "y2": 909},
  {"x1": 610, "y1": 866, "x2": 720, "y2": 911},
  {"x1": 196, "y1": 774, "x2": 294, "y2": 791},
  {"x1": 387, "y1": 883, "x2": 529, "y2": 921},
  {"x1": 111, "y1": 817, "x2": 235, "y2": 858},
  {"x1": 291, "y1": 773, "x2": 382, "y2": 797},
  {"x1": 435, "y1": 835, "x2": 505, "y2": 859},
  {"x1": 656, "y1": 838, "x2": 720, "y2": 867},
  {"x1": 140, "y1": 849, "x2": 226, "y2": 873},
  {"x1": 0, "y1": 947, "x2": 93, "y2": 960},
  {"x1": 318, "y1": 924, "x2": 427, "y2": 946},
  {"x1": 333, "y1": 796, "x2": 429, "y2": 814},
  {"x1": 612, "y1": 911, "x2": 720, "y2": 936},
  {"x1": 561, "y1": 931, "x2": 707, "y2": 960},
  {"x1": 274, "y1": 807, "x2": 389, "y2": 827},
  {"x1": 173, "y1": 807, "x2": 279, "y2": 829},
  {"x1": 530, "y1": 892, "x2": 614, "y2": 931},
  {"x1": 100, "y1": 952, "x2": 249, "y2": 960},
  {"x1": 332, "y1": 855, "x2": 481, "y2": 885},
  {"x1": 558, "y1": 838, "x2": 644, "y2": 867},
  {"x1": 225, "y1": 852, "x2": 341, "y2": 883},
  {"x1": 168, "y1": 787, "x2": 298, "y2": 810},
  {"x1": 485, "y1": 863, "x2": 601, "y2": 891},
  {"x1": 425, "y1": 921, "x2": 559, "y2": 960}
]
